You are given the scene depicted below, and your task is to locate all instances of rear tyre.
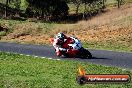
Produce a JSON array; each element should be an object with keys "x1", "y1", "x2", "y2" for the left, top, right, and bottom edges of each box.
[
  {"x1": 85, "y1": 50, "x2": 92, "y2": 58},
  {"x1": 80, "y1": 48, "x2": 92, "y2": 59}
]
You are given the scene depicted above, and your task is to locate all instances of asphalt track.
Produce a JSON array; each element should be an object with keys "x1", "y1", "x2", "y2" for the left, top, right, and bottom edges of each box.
[{"x1": 0, "y1": 42, "x2": 132, "y2": 69}]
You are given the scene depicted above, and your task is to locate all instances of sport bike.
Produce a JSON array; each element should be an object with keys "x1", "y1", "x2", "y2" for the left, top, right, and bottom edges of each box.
[{"x1": 50, "y1": 38, "x2": 92, "y2": 58}]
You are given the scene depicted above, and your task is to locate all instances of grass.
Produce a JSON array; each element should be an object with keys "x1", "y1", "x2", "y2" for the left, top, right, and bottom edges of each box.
[
  {"x1": 106, "y1": 0, "x2": 118, "y2": 7},
  {"x1": 0, "y1": 52, "x2": 132, "y2": 88},
  {"x1": 0, "y1": 19, "x2": 58, "y2": 37},
  {"x1": 113, "y1": 16, "x2": 132, "y2": 26},
  {"x1": 83, "y1": 41, "x2": 132, "y2": 52}
]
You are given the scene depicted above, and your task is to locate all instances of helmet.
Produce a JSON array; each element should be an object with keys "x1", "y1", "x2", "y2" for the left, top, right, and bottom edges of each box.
[{"x1": 56, "y1": 32, "x2": 66, "y2": 42}]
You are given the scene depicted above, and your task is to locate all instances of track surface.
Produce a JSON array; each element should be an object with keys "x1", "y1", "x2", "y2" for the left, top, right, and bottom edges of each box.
[{"x1": 0, "y1": 42, "x2": 132, "y2": 69}]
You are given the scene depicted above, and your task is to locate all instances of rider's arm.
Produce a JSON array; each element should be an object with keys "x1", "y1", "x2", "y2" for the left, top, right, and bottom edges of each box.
[
  {"x1": 69, "y1": 37, "x2": 82, "y2": 50},
  {"x1": 53, "y1": 38, "x2": 67, "y2": 52},
  {"x1": 53, "y1": 38, "x2": 60, "y2": 52}
]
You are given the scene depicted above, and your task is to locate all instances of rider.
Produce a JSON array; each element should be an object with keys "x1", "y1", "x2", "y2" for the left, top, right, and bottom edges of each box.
[{"x1": 53, "y1": 32, "x2": 82, "y2": 57}]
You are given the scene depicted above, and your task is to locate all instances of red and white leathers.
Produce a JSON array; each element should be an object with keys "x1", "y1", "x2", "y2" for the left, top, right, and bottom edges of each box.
[{"x1": 53, "y1": 36, "x2": 82, "y2": 57}]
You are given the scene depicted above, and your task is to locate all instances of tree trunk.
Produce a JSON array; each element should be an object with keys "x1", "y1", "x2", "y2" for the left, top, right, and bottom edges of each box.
[
  {"x1": 117, "y1": 0, "x2": 120, "y2": 8},
  {"x1": 5, "y1": 0, "x2": 9, "y2": 18},
  {"x1": 83, "y1": 2, "x2": 87, "y2": 20},
  {"x1": 120, "y1": 0, "x2": 123, "y2": 5},
  {"x1": 76, "y1": 4, "x2": 80, "y2": 14},
  {"x1": 102, "y1": 0, "x2": 106, "y2": 8}
]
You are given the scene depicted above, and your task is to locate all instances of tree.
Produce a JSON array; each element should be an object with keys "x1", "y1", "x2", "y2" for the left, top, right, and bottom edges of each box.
[
  {"x1": 5, "y1": 0, "x2": 9, "y2": 17},
  {"x1": 102, "y1": 0, "x2": 106, "y2": 8},
  {"x1": 25, "y1": 0, "x2": 69, "y2": 20},
  {"x1": 73, "y1": 0, "x2": 82, "y2": 14},
  {"x1": 81, "y1": 0, "x2": 105, "y2": 18},
  {"x1": 5, "y1": 0, "x2": 21, "y2": 17},
  {"x1": 117, "y1": 0, "x2": 123, "y2": 8}
]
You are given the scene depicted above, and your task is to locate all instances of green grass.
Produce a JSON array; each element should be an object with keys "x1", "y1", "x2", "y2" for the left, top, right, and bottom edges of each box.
[
  {"x1": 0, "y1": 52, "x2": 132, "y2": 88},
  {"x1": 83, "y1": 41, "x2": 132, "y2": 52}
]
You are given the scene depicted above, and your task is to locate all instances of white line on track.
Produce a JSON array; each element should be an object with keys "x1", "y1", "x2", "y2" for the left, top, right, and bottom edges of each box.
[
  {"x1": 48, "y1": 58, "x2": 53, "y2": 59},
  {"x1": 41, "y1": 57, "x2": 46, "y2": 58},
  {"x1": 56, "y1": 59, "x2": 60, "y2": 60},
  {"x1": 25, "y1": 55, "x2": 30, "y2": 57},
  {"x1": 34, "y1": 56, "x2": 39, "y2": 58},
  {"x1": 0, "y1": 51, "x2": 61, "y2": 61},
  {"x1": 20, "y1": 54, "x2": 24, "y2": 56}
]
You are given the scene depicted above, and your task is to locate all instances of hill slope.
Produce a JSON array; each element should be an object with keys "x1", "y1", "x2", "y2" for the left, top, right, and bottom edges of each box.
[{"x1": 0, "y1": 4, "x2": 132, "y2": 52}]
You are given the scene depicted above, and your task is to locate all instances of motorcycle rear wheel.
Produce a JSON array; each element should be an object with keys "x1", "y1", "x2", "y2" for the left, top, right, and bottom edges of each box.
[{"x1": 79, "y1": 48, "x2": 92, "y2": 59}]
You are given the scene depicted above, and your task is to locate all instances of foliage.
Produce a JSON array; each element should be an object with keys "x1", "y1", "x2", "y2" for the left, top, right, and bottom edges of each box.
[
  {"x1": 25, "y1": 0, "x2": 69, "y2": 20},
  {"x1": 0, "y1": 31, "x2": 6, "y2": 36},
  {"x1": 67, "y1": 0, "x2": 106, "y2": 16},
  {"x1": 0, "y1": 52, "x2": 132, "y2": 87},
  {"x1": 0, "y1": 0, "x2": 131, "y2": 21},
  {"x1": 20, "y1": 0, "x2": 28, "y2": 10},
  {"x1": 0, "y1": 0, "x2": 106, "y2": 20}
]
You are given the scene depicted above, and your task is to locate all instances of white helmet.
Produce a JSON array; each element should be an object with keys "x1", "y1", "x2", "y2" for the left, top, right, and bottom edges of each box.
[{"x1": 56, "y1": 32, "x2": 66, "y2": 42}]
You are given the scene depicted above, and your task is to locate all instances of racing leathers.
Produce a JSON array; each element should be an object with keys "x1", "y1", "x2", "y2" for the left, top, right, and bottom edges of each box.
[{"x1": 53, "y1": 36, "x2": 82, "y2": 57}]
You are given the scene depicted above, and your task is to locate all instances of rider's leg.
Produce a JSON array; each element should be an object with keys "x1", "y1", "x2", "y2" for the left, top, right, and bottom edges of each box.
[{"x1": 71, "y1": 43, "x2": 82, "y2": 50}]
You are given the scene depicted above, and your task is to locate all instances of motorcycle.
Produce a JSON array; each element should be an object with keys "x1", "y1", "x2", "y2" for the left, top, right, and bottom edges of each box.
[{"x1": 50, "y1": 38, "x2": 92, "y2": 59}]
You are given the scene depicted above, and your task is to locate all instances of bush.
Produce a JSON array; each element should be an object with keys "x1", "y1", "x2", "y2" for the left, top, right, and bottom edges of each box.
[{"x1": 0, "y1": 31, "x2": 6, "y2": 36}]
